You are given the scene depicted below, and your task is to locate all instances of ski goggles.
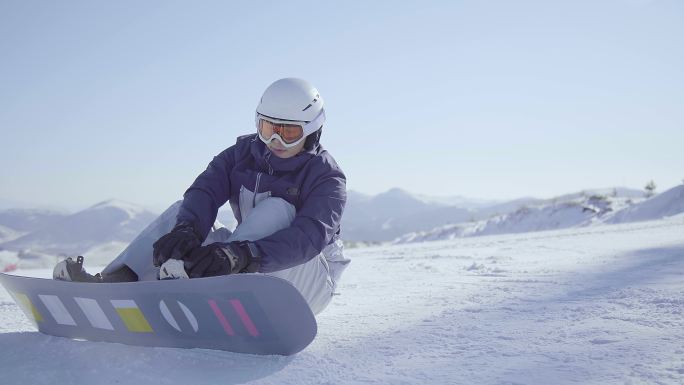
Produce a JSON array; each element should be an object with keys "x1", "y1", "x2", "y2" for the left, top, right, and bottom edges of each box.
[{"x1": 255, "y1": 110, "x2": 325, "y2": 148}]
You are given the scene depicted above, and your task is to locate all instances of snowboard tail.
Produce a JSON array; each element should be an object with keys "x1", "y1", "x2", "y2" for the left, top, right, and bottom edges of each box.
[{"x1": 0, "y1": 273, "x2": 317, "y2": 355}]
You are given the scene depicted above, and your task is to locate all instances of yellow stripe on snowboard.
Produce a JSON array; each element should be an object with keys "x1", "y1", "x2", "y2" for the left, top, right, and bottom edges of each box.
[
  {"x1": 12, "y1": 292, "x2": 43, "y2": 323},
  {"x1": 111, "y1": 300, "x2": 153, "y2": 333}
]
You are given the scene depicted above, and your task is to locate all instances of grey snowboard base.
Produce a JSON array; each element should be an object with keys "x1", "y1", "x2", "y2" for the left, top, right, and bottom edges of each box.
[{"x1": 0, "y1": 272, "x2": 317, "y2": 355}]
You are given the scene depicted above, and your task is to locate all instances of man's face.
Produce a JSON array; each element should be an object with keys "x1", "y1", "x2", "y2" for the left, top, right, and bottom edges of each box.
[{"x1": 267, "y1": 137, "x2": 306, "y2": 158}]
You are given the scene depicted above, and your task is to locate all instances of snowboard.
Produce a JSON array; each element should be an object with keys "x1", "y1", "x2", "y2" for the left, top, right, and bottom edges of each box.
[{"x1": 0, "y1": 272, "x2": 317, "y2": 355}]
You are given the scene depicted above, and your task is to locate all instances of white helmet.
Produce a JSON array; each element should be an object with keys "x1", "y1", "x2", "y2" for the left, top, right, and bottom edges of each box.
[{"x1": 255, "y1": 78, "x2": 325, "y2": 146}]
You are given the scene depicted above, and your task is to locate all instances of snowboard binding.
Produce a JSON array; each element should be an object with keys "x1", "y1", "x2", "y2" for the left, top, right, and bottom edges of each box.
[
  {"x1": 53, "y1": 256, "x2": 103, "y2": 283},
  {"x1": 53, "y1": 256, "x2": 138, "y2": 283}
]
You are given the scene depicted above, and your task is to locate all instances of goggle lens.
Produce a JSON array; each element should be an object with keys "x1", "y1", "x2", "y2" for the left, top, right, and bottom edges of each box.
[{"x1": 258, "y1": 119, "x2": 304, "y2": 144}]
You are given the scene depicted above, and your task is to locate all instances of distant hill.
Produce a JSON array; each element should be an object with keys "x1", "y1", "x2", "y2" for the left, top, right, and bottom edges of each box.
[
  {"x1": 394, "y1": 194, "x2": 623, "y2": 243},
  {"x1": 0, "y1": 208, "x2": 68, "y2": 233},
  {"x1": 0, "y1": 200, "x2": 158, "y2": 256},
  {"x1": 394, "y1": 186, "x2": 683, "y2": 244},
  {"x1": 341, "y1": 187, "x2": 643, "y2": 242},
  {"x1": 0, "y1": 185, "x2": 665, "y2": 256},
  {"x1": 608, "y1": 184, "x2": 684, "y2": 224},
  {"x1": 0, "y1": 224, "x2": 21, "y2": 243},
  {"x1": 342, "y1": 188, "x2": 470, "y2": 242}
]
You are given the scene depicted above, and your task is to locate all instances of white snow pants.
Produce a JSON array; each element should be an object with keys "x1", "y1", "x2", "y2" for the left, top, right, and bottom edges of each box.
[{"x1": 103, "y1": 199, "x2": 348, "y2": 315}]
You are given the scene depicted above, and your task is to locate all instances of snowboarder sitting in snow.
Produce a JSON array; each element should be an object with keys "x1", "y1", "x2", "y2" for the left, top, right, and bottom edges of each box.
[{"x1": 53, "y1": 78, "x2": 350, "y2": 314}]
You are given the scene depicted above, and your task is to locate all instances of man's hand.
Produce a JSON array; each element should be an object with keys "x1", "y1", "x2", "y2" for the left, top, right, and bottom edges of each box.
[
  {"x1": 183, "y1": 242, "x2": 257, "y2": 278},
  {"x1": 152, "y1": 223, "x2": 202, "y2": 267}
]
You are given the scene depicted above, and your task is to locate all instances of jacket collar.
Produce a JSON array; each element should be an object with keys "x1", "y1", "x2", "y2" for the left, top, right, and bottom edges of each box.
[{"x1": 249, "y1": 135, "x2": 319, "y2": 173}]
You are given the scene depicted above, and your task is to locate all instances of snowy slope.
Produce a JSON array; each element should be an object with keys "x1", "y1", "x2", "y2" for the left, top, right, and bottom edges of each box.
[
  {"x1": 608, "y1": 184, "x2": 684, "y2": 224},
  {"x1": 553, "y1": 186, "x2": 645, "y2": 201},
  {"x1": 0, "y1": 224, "x2": 21, "y2": 243},
  {"x1": 0, "y1": 251, "x2": 19, "y2": 272},
  {"x1": 396, "y1": 186, "x2": 684, "y2": 244},
  {"x1": 342, "y1": 188, "x2": 448, "y2": 242},
  {"x1": 343, "y1": 187, "x2": 642, "y2": 243},
  {"x1": 343, "y1": 188, "x2": 531, "y2": 242},
  {"x1": 413, "y1": 193, "x2": 499, "y2": 208},
  {"x1": 0, "y1": 215, "x2": 682, "y2": 384},
  {"x1": 395, "y1": 194, "x2": 635, "y2": 244}
]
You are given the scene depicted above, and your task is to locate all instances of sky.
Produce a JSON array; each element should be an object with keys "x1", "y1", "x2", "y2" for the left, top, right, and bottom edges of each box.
[{"x1": 1, "y1": 0, "x2": 682, "y2": 212}]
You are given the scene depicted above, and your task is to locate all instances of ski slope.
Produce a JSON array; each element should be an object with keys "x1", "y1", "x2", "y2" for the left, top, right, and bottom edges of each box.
[{"x1": 0, "y1": 215, "x2": 683, "y2": 384}]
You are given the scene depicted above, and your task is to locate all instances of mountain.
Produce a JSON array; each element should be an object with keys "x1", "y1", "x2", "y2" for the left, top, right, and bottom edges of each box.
[
  {"x1": 552, "y1": 187, "x2": 645, "y2": 201},
  {"x1": 608, "y1": 184, "x2": 684, "y2": 224},
  {"x1": 414, "y1": 193, "x2": 500, "y2": 209},
  {"x1": 471, "y1": 197, "x2": 544, "y2": 219},
  {"x1": 0, "y1": 225, "x2": 21, "y2": 244},
  {"x1": 393, "y1": 185, "x2": 684, "y2": 244},
  {"x1": 0, "y1": 185, "x2": 662, "y2": 252},
  {"x1": 0, "y1": 199, "x2": 158, "y2": 256},
  {"x1": 342, "y1": 188, "x2": 536, "y2": 242},
  {"x1": 342, "y1": 188, "x2": 451, "y2": 242},
  {"x1": 0, "y1": 208, "x2": 68, "y2": 233},
  {"x1": 394, "y1": 197, "x2": 612, "y2": 243}
]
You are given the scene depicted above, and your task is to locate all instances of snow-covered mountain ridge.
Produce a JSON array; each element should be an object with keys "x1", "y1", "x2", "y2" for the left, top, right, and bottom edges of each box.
[
  {"x1": 607, "y1": 184, "x2": 684, "y2": 223},
  {"x1": 0, "y1": 208, "x2": 68, "y2": 235},
  {"x1": 0, "y1": 185, "x2": 669, "y2": 270},
  {"x1": 0, "y1": 225, "x2": 21, "y2": 244},
  {"x1": 343, "y1": 187, "x2": 644, "y2": 242},
  {"x1": 0, "y1": 200, "x2": 157, "y2": 265},
  {"x1": 395, "y1": 185, "x2": 684, "y2": 244}
]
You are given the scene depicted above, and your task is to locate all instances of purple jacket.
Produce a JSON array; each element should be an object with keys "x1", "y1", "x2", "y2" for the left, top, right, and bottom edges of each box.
[{"x1": 176, "y1": 134, "x2": 346, "y2": 273}]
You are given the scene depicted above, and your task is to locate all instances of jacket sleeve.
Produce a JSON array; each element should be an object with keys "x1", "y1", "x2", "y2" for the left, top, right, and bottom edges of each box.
[
  {"x1": 176, "y1": 147, "x2": 235, "y2": 240},
  {"x1": 254, "y1": 167, "x2": 346, "y2": 273}
]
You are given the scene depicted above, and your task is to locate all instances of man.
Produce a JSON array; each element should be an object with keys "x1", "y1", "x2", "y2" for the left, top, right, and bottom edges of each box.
[{"x1": 54, "y1": 78, "x2": 350, "y2": 314}]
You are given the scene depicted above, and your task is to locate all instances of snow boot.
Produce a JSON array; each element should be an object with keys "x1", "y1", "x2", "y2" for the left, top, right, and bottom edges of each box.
[
  {"x1": 53, "y1": 256, "x2": 138, "y2": 283},
  {"x1": 53, "y1": 256, "x2": 103, "y2": 283}
]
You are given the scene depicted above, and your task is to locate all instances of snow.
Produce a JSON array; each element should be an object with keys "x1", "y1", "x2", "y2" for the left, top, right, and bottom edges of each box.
[
  {"x1": 89, "y1": 199, "x2": 151, "y2": 219},
  {"x1": 0, "y1": 251, "x2": 19, "y2": 272},
  {"x1": 413, "y1": 193, "x2": 499, "y2": 208},
  {"x1": 608, "y1": 185, "x2": 684, "y2": 224},
  {"x1": 396, "y1": 185, "x2": 684, "y2": 244},
  {"x1": 1, "y1": 215, "x2": 683, "y2": 384},
  {"x1": 395, "y1": 195, "x2": 632, "y2": 244},
  {"x1": 0, "y1": 224, "x2": 21, "y2": 243},
  {"x1": 342, "y1": 187, "x2": 652, "y2": 243}
]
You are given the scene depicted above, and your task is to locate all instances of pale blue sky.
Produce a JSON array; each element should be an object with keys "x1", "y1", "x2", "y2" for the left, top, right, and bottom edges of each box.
[{"x1": 1, "y1": 0, "x2": 682, "y2": 211}]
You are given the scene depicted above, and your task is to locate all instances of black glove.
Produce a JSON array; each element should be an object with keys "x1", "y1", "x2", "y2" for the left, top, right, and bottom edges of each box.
[
  {"x1": 152, "y1": 222, "x2": 202, "y2": 267},
  {"x1": 184, "y1": 241, "x2": 259, "y2": 278}
]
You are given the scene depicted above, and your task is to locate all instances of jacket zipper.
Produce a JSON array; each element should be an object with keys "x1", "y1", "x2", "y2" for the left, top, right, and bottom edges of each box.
[
  {"x1": 253, "y1": 153, "x2": 273, "y2": 208},
  {"x1": 265, "y1": 152, "x2": 274, "y2": 175},
  {"x1": 253, "y1": 172, "x2": 262, "y2": 208}
]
